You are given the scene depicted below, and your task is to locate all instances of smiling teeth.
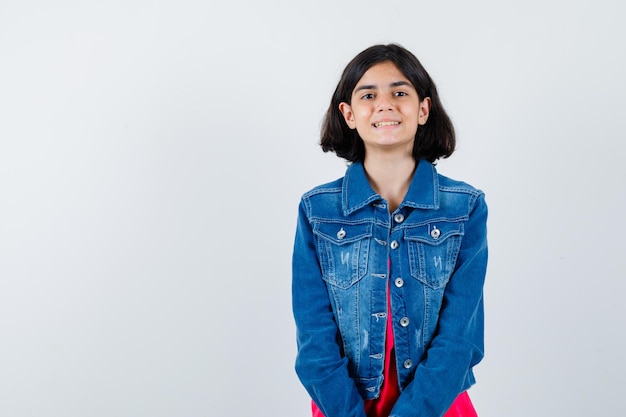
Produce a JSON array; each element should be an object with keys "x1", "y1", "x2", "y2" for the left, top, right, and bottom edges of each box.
[{"x1": 374, "y1": 121, "x2": 400, "y2": 127}]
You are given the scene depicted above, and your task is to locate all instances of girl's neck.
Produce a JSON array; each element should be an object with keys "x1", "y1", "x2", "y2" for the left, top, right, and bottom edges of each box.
[{"x1": 363, "y1": 152, "x2": 416, "y2": 213}]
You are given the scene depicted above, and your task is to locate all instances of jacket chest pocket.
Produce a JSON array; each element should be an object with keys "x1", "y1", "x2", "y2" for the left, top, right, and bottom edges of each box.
[
  {"x1": 405, "y1": 222, "x2": 464, "y2": 289},
  {"x1": 313, "y1": 222, "x2": 372, "y2": 289}
]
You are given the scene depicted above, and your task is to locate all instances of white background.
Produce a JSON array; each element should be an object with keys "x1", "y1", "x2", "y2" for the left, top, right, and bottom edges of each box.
[{"x1": 1, "y1": 1, "x2": 625, "y2": 416}]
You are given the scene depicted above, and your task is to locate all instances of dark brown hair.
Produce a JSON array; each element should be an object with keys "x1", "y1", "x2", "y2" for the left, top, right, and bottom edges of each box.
[{"x1": 320, "y1": 44, "x2": 455, "y2": 163}]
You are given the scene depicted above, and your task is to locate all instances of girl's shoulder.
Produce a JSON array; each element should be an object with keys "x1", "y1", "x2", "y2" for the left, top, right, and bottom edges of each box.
[
  {"x1": 300, "y1": 176, "x2": 344, "y2": 200},
  {"x1": 436, "y1": 172, "x2": 484, "y2": 197}
]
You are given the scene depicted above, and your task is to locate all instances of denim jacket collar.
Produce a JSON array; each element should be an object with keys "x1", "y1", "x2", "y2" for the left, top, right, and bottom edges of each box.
[{"x1": 342, "y1": 159, "x2": 440, "y2": 215}]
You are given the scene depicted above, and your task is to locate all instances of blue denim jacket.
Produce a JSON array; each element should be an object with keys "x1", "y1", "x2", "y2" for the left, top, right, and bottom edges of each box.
[{"x1": 292, "y1": 160, "x2": 488, "y2": 417}]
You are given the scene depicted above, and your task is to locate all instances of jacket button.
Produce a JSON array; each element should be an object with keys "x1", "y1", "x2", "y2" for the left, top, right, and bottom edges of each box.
[
  {"x1": 393, "y1": 213, "x2": 405, "y2": 223},
  {"x1": 400, "y1": 317, "x2": 410, "y2": 327},
  {"x1": 337, "y1": 228, "x2": 346, "y2": 240},
  {"x1": 430, "y1": 226, "x2": 440, "y2": 239},
  {"x1": 390, "y1": 240, "x2": 399, "y2": 249},
  {"x1": 394, "y1": 277, "x2": 404, "y2": 288},
  {"x1": 403, "y1": 359, "x2": 413, "y2": 369}
]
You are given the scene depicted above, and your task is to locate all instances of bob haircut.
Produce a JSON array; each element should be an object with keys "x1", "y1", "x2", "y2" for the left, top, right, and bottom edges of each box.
[{"x1": 321, "y1": 44, "x2": 455, "y2": 163}]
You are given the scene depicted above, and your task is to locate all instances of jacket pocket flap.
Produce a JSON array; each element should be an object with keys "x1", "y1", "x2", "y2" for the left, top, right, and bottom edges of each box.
[
  {"x1": 313, "y1": 222, "x2": 373, "y2": 245},
  {"x1": 404, "y1": 221, "x2": 464, "y2": 245}
]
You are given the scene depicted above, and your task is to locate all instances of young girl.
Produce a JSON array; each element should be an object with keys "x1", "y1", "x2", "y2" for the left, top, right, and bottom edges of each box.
[{"x1": 292, "y1": 44, "x2": 488, "y2": 417}]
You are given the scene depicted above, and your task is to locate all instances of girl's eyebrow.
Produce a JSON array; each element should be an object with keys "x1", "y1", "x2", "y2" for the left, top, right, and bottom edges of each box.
[{"x1": 354, "y1": 81, "x2": 412, "y2": 93}]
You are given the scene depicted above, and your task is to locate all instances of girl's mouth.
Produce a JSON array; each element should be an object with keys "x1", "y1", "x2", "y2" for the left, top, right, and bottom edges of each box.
[{"x1": 373, "y1": 121, "x2": 400, "y2": 128}]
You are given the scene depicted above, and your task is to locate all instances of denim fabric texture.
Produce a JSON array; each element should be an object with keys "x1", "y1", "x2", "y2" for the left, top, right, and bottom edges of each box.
[{"x1": 292, "y1": 160, "x2": 488, "y2": 417}]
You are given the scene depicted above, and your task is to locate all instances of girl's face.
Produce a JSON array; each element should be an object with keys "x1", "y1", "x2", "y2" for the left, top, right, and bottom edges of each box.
[{"x1": 339, "y1": 61, "x2": 430, "y2": 156}]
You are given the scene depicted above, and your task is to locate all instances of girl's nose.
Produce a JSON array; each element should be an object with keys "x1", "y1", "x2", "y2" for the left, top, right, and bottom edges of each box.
[{"x1": 376, "y1": 96, "x2": 394, "y2": 111}]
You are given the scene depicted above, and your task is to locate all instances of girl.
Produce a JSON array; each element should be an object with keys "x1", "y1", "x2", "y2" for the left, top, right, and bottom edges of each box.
[{"x1": 292, "y1": 44, "x2": 488, "y2": 417}]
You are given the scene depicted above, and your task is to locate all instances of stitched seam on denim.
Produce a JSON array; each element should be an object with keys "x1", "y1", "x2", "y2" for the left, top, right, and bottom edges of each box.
[
  {"x1": 467, "y1": 190, "x2": 482, "y2": 214},
  {"x1": 302, "y1": 184, "x2": 342, "y2": 198},
  {"x1": 439, "y1": 185, "x2": 482, "y2": 195},
  {"x1": 301, "y1": 196, "x2": 312, "y2": 219},
  {"x1": 309, "y1": 218, "x2": 373, "y2": 225},
  {"x1": 404, "y1": 223, "x2": 466, "y2": 243},
  {"x1": 308, "y1": 217, "x2": 390, "y2": 229},
  {"x1": 401, "y1": 216, "x2": 468, "y2": 228}
]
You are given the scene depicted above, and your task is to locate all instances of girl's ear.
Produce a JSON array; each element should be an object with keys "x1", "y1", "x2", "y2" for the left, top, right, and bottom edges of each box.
[
  {"x1": 339, "y1": 102, "x2": 356, "y2": 129},
  {"x1": 418, "y1": 97, "x2": 431, "y2": 126}
]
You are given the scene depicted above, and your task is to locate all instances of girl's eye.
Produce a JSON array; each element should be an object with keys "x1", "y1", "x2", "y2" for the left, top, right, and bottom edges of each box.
[
  {"x1": 361, "y1": 93, "x2": 375, "y2": 100},
  {"x1": 394, "y1": 91, "x2": 408, "y2": 97}
]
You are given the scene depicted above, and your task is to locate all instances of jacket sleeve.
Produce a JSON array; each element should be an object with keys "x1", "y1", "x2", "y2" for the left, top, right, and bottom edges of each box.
[
  {"x1": 390, "y1": 193, "x2": 489, "y2": 417},
  {"x1": 292, "y1": 198, "x2": 368, "y2": 417}
]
